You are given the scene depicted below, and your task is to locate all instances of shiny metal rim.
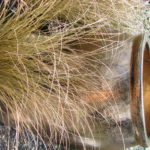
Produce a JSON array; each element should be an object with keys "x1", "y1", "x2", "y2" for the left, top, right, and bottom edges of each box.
[{"x1": 130, "y1": 34, "x2": 150, "y2": 147}]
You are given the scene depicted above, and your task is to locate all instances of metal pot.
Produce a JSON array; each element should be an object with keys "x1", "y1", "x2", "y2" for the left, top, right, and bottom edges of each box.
[
  {"x1": 130, "y1": 34, "x2": 150, "y2": 147},
  {"x1": 70, "y1": 34, "x2": 150, "y2": 150}
]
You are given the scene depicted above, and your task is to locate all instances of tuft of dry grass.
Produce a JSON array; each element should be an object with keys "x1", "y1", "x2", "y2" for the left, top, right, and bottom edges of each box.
[{"x1": 0, "y1": 0, "x2": 146, "y2": 149}]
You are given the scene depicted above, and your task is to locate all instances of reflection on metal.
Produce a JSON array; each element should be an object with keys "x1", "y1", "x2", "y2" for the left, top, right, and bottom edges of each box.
[{"x1": 70, "y1": 34, "x2": 150, "y2": 150}]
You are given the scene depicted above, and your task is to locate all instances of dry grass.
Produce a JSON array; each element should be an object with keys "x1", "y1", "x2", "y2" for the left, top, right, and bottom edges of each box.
[{"x1": 0, "y1": 0, "x2": 145, "y2": 148}]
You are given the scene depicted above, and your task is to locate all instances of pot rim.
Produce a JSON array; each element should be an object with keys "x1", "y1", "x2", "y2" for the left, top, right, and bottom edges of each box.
[{"x1": 130, "y1": 33, "x2": 150, "y2": 147}]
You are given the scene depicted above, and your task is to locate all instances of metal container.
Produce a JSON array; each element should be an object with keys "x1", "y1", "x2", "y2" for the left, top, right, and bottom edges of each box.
[
  {"x1": 130, "y1": 34, "x2": 150, "y2": 147},
  {"x1": 70, "y1": 34, "x2": 150, "y2": 150}
]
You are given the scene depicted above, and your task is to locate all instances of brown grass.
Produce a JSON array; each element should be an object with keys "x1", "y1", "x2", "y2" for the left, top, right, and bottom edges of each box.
[{"x1": 0, "y1": 0, "x2": 145, "y2": 148}]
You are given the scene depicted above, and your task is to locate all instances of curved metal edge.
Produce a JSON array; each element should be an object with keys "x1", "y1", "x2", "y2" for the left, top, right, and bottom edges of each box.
[{"x1": 130, "y1": 34, "x2": 150, "y2": 147}]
